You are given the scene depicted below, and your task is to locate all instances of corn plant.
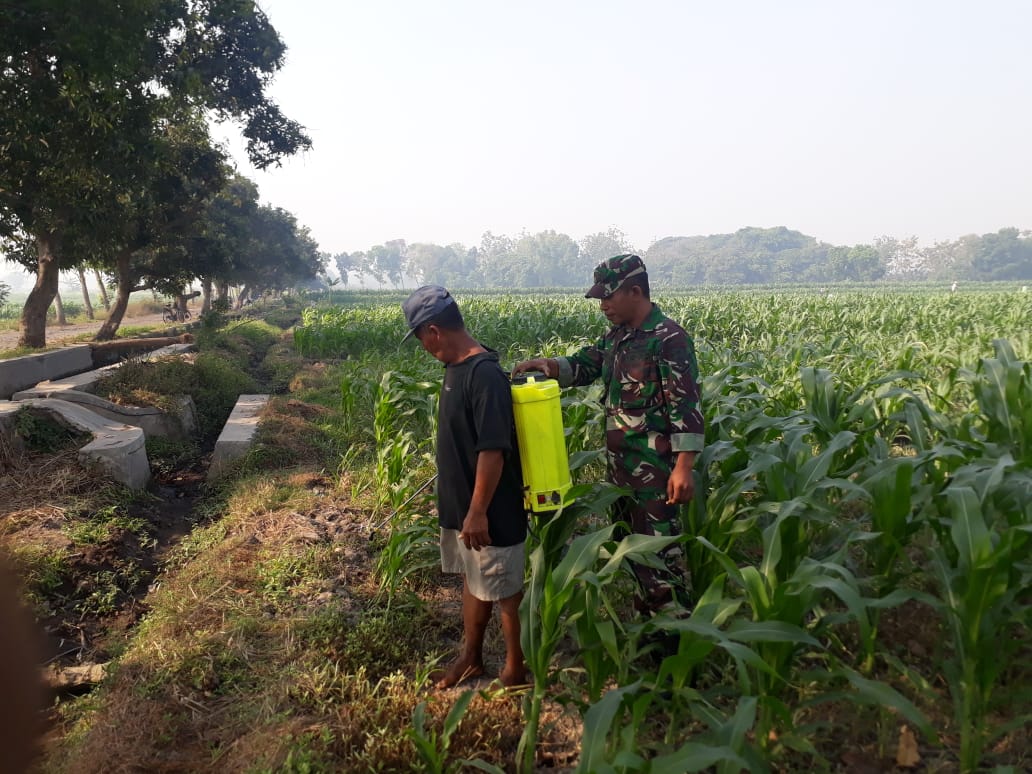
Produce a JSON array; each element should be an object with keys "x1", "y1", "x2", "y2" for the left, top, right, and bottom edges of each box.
[
  {"x1": 518, "y1": 487, "x2": 677, "y2": 773},
  {"x1": 374, "y1": 507, "x2": 440, "y2": 601},
  {"x1": 573, "y1": 682, "x2": 758, "y2": 774},
  {"x1": 292, "y1": 290, "x2": 1032, "y2": 771},
  {"x1": 925, "y1": 471, "x2": 1031, "y2": 771},
  {"x1": 373, "y1": 370, "x2": 437, "y2": 509},
  {"x1": 409, "y1": 691, "x2": 504, "y2": 774}
]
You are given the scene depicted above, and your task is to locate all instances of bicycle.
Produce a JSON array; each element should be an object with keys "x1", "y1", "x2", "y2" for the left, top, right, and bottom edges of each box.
[{"x1": 162, "y1": 305, "x2": 193, "y2": 323}]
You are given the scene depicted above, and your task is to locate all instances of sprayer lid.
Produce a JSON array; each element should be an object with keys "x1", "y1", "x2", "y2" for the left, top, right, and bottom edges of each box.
[{"x1": 510, "y1": 370, "x2": 547, "y2": 385}]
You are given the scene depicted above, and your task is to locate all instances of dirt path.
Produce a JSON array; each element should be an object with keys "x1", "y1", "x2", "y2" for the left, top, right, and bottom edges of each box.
[{"x1": 0, "y1": 312, "x2": 176, "y2": 351}]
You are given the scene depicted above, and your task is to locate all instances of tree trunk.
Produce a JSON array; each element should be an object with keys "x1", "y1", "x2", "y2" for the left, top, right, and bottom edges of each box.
[
  {"x1": 201, "y1": 278, "x2": 212, "y2": 314},
  {"x1": 18, "y1": 233, "x2": 61, "y2": 348},
  {"x1": 90, "y1": 333, "x2": 192, "y2": 356},
  {"x1": 93, "y1": 269, "x2": 110, "y2": 311},
  {"x1": 76, "y1": 267, "x2": 95, "y2": 320},
  {"x1": 94, "y1": 251, "x2": 132, "y2": 341},
  {"x1": 235, "y1": 284, "x2": 253, "y2": 310},
  {"x1": 53, "y1": 290, "x2": 67, "y2": 325},
  {"x1": 215, "y1": 281, "x2": 229, "y2": 302}
]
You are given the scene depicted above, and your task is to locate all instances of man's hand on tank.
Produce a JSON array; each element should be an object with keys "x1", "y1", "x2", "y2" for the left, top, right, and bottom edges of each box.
[{"x1": 513, "y1": 358, "x2": 556, "y2": 378}]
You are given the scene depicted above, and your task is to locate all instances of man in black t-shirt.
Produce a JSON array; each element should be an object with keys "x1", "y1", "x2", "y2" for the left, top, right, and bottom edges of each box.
[{"x1": 402, "y1": 285, "x2": 528, "y2": 688}]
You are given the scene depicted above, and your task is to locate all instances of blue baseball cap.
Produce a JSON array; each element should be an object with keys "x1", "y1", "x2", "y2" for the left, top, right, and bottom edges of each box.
[{"x1": 401, "y1": 285, "x2": 457, "y2": 341}]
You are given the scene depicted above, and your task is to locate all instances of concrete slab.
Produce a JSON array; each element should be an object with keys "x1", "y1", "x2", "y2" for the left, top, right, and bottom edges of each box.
[
  {"x1": 26, "y1": 342, "x2": 196, "y2": 396},
  {"x1": 0, "y1": 346, "x2": 93, "y2": 400},
  {"x1": 0, "y1": 399, "x2": 150, "y2": 490},
  {"x1": 208, "y1": 394, "x2": 269, "y2": 480},
  {"x1": 11, "y1": 389, "x2": 197, "y2": 440}
]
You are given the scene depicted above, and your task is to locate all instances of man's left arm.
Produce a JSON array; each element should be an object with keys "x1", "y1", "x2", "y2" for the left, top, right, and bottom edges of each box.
[{"x1": 660, "y1": 329, "x2": 704, "y2": 504}]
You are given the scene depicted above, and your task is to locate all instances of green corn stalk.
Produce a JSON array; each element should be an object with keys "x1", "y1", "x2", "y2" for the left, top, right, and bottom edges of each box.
[
  {"x1": 409, "y1": 691, "x2": 504, "y2": 774},
  {"x1": 965, "y1": 339, "x2": 1032, "y2": 464},
  {"x1": 648, "y1": 574, "x2": 741, "y2": 693},
  {"x1": 374, "y1": 509, "x2": 439, "y2": 601},
  {"x1": 518, "y1": 507, "x2": 678, "y2": 773},
  {"x1": 928, "y1": 484, "x2": 1031, "y2": 772},
  {"x1": 854, "y1": 456, "x2": 926, "y2": 593},
  {"x1": 573, "y1": 681, "x2": 758, "y2": 774},
  {"x1": 682, "y1": 434, "x2": 772, "y2": 599},
  {"x1": 698, "y1": 533, "x2": 836, "y2": 746}
]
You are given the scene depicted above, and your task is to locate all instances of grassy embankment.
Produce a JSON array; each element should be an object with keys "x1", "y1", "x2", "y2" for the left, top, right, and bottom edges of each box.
[{"x1": 5, "y1": 300, "x2": 544, "y2": 773}]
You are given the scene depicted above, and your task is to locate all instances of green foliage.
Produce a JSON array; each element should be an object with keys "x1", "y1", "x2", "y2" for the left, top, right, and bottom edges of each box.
[
  {"x1": 408, "y1": 691, "x2": 496, "y2": 774},
  {"x1": 95, "y1": 352, "x2": 257, "y2": 443},
  {"x1": 13, "y1": 409, "x2": 90, "y2": 453},
  {"x1": 9, "y1": 545, "x2": 72, "y2": 607},
  {"x1": 314, "y1": 290, "x2": 1031, "y2": 771},
  {"x1": 145, "y1": 437, "x2": 201, "y2": 478}
]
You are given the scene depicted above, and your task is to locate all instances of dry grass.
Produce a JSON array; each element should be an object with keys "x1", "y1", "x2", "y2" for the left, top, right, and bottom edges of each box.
[
  {"x1": 43, "y1": 475, "x2": 572, "y2": 772},
  {"x1": 19, "y1": 326, "x2": 582, "y2": 772},
  {"x1": 0, "y1": 449, "x2": 100, "y2": 516}
]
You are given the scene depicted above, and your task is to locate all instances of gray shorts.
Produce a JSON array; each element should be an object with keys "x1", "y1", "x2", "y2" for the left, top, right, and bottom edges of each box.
[{"x1": 440, "y1": 528, "x2": 525, "y2": 602}]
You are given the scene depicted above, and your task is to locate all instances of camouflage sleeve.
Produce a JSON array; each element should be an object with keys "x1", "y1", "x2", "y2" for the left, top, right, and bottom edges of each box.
[
  {"x1": 660, "y1": 328, "x2": 704, "y2": 453},
  {"x1": 555, "y1": 339, "x2": 606, "y2": 388}
]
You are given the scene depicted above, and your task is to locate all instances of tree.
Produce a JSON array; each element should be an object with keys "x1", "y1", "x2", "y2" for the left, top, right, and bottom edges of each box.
[
  {"x1": 968, "y1": 228, "x2": 1032, "y2": 281},
  {"x1": 52, "y1": 288, "x2": 66, "y2": 325},
  {"x1": 181, "y1": 175, "x2": 262, "y2": 313},
  {"x1": 513, "y1": 230, "x2": 583, "y2": 286},
  {"x1": 579, "y1": 228, "x2": 637, "y2": 269},
  {"x1": 91, "y1": 111, "x2": 227, "y2": 340},
  {"x1": 93, "y1": 269, "x2": 111, "y2": 312},
  {"x1": 474, "y1": 232, "x2": 517, "y2": 287},
  {"x1": 333, "y1": 252, "x2": 359, "y2": 287},
  {"x1": 876, "y1": 236, "x2": 927, "y2": 279},
  {"x1": 221, "y1": 204, "x2": 323, "y2": 306},
  {"x1": 0, "y1": 0, "x2": 311, "y2": 347},
  {"x1": 824, "y1": 245, "x2": 885, "y2": 281},
  {"x1": 74, "y1": 266, "x2": 95, "y2": 320},
  {"x1": 367, "y1": 240, "x2": 407, "y2": 288},
  {"x1": 404, "y1": 242, "x2": 477, "y2": 287}
]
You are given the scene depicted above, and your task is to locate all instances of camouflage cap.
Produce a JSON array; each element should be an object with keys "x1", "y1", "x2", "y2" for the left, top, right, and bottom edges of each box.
[{"x1": 585, "y1": 254, "x2": 647, "y2": 299}]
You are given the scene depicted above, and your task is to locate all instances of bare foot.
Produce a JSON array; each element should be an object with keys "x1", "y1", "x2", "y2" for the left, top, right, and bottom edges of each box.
[
  {"x1": 434, "y1": 657, "x2": 485, "y2": 689},
  {"x1": 497, "y1": 666, "x2": 532, "y2": 688}
]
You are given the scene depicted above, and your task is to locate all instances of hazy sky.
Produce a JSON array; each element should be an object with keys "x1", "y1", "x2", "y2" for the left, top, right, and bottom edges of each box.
[
  {"x1": 4, "y1": 0, "x2": 1030, "y2": 293},
  {"x1": 209, "y1": 0, "x2": 1030, "y2": 258}
]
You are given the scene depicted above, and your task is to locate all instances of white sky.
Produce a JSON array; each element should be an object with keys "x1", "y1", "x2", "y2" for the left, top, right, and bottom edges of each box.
[
  {"x1": 3, "y1": 0, "x2": 1030, "y2": 293},
  {"x1": 212, "y1": 0, "x2": 1032, "y2": 257}
]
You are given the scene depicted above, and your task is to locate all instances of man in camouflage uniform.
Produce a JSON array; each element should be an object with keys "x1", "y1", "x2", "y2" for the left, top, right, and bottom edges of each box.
[{"x1": 515, "y1": 254, "x2": 704, "y2": 614}]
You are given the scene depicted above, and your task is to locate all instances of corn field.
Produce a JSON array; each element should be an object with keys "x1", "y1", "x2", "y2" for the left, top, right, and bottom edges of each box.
[{"x1": 296, "y1": 288, "x2": 1032, "y2": 772}]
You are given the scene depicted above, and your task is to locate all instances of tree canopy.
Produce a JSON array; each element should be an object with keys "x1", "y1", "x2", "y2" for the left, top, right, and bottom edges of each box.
[
  {"x1": 336, "y1": 226, "x2": 1031, "y2": 290},
  {"x1": 0, "y1": 0, "x2": 311, "y2": 346}
]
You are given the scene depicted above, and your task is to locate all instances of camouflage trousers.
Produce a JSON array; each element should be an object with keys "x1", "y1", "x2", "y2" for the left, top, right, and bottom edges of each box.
[{"x1": 611, "y1": 490, "x2": 691, "y2": 615}]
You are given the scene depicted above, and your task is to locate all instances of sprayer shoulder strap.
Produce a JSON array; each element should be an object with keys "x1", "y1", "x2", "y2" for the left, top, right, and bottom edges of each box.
[{"x1": 462, "y1": 355, "x2": 495, "y2": 423}]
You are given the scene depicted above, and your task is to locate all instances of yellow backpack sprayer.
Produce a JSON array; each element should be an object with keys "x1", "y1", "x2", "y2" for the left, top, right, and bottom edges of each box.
[{"x1": 511, "y1": 371, "x2": 572, "y2": 512}]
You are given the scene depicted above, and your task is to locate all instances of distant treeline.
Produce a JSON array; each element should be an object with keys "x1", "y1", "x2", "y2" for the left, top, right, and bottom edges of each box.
[{"x1": 333, "y1": 226, "x2": 1032, "y2": 288}]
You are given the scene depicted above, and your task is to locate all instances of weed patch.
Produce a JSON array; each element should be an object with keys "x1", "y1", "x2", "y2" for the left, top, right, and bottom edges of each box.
[{"x1": 13, "y1": 408, "x2": 90, "y2": 454}]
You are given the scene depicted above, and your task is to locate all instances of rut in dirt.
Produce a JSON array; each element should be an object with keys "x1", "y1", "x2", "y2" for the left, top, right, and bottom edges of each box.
[{"x1": 42, "y1": 461, "x2": 210, "y2": 687}]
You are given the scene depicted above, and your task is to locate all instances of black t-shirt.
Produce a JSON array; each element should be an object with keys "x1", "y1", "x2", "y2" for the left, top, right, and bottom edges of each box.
[{"x1": 436, "y1": 350, "x2": 526, "y2": 546}]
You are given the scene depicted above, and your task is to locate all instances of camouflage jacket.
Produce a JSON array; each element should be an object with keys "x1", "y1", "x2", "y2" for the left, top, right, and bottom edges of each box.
[{"x1": 556, "y1": 303, "x2": 704, "y2": 480}]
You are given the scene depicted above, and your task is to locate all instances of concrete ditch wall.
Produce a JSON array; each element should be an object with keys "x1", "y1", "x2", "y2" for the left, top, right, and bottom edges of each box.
[
  {"x1": 0, "y1": 346, "x2": 93, "y2": 400},
  {"x1": 208, "y1": 394, "x2": 270, "y2": 480},
  {"x1": 0, "y1": 399, "x2": 150, "y2": 490},
  {"x1": 2, "y1": 339, "x2": 267, "y2": 490}
]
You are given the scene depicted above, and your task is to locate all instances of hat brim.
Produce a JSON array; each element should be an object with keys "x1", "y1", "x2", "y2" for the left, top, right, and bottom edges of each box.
[
  {"x1": 585, "y1": 284, "x2": 607, "y2": 299},
  {"x1": 401, "y1": 327, "x2": 417, "y2": 342}
]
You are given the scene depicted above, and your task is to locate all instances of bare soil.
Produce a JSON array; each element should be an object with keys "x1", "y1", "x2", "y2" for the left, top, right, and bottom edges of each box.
[{"x1": 0, "y1": 311, "x2": 176, "y2": 351}]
